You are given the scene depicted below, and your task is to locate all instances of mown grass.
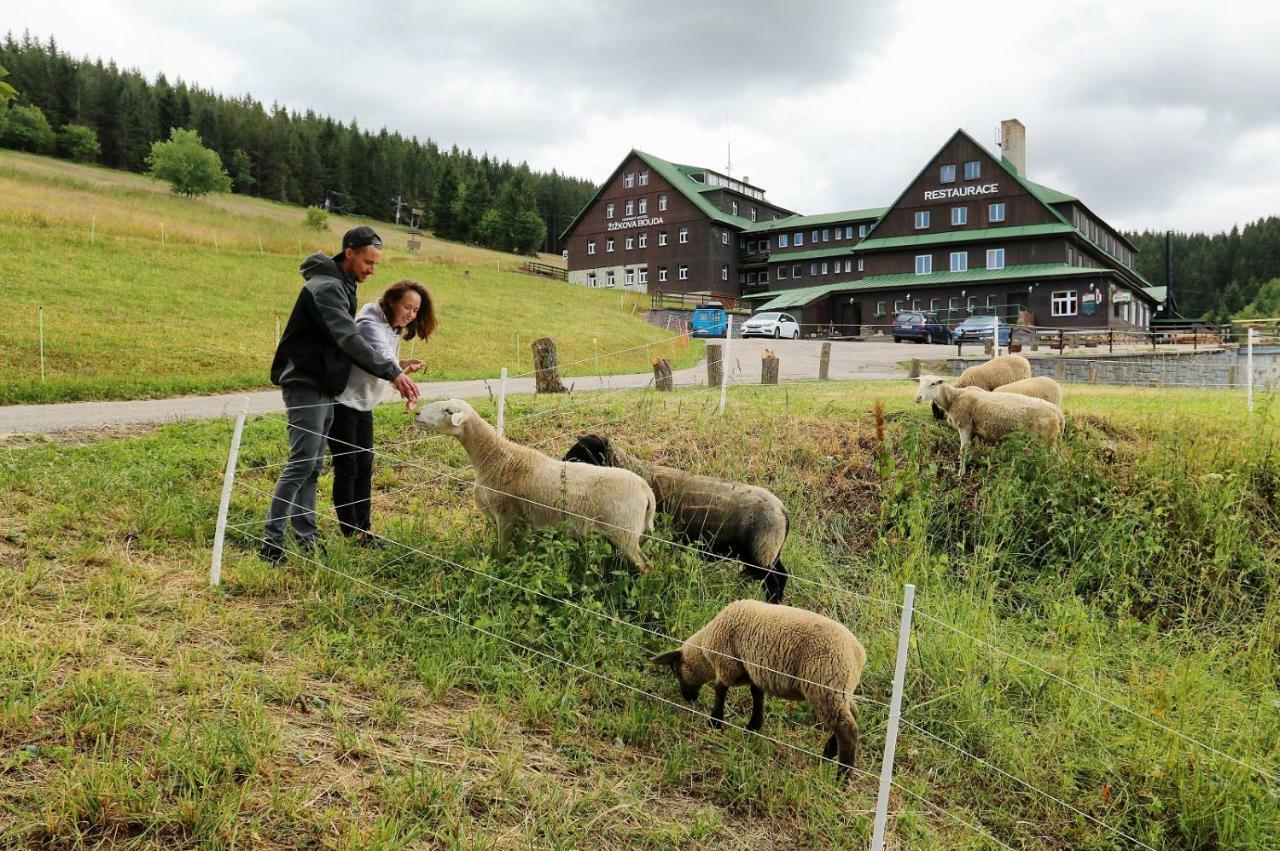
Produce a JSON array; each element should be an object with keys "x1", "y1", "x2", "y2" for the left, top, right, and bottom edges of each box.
[
  {"x1": 0, "y1": 151, "x2": 698, "y2": 404},
  {"x1": 1, "y1": 381, "x2": 1277, "y2": 848}
]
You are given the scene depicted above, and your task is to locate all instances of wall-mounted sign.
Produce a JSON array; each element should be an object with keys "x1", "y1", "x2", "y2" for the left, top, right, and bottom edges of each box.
[
  {"x1": 1082, "y1": 291, "x2": 1097, "y2": 315},
  {"x1": 923, "y1": 183, "x2": 1000, "y2": 201},
  {"x1": 607, "y1": 215, "x2": 665, "y2": 232},
  {"x1": 1113, "y1": 290, "x2": 1132, "y2": 304}
]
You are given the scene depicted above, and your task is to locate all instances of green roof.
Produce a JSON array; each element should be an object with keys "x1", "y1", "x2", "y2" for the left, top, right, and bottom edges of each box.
[
  {"x1": 855, "y1": 223, "x2": 1075, "y2": 251},
  {"x1": 1142, "y1": 285, "x2": 1168, "y2": 304},
  {"x1": 767, "y1": 245, "x2": 859, "y2": 263},
  {"x1": 751, "y1": 282, "x2": 860, "y2": 311},
  {"x1": 742, "y1": 207, "x2": 887, "y2": 234}
]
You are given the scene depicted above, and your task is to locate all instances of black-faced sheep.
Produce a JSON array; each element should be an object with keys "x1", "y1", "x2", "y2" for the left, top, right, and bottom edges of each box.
[
  {"x1": 994, "y1": 375, "x2": 1063, "y2": 407},
  {"x1": 416, "y1": 400, "x2": 656, "y2": 569},
  {"x1": 932, "y1": 353, "x2": 1033, "y2": 420},
  {"x1": 916, "y1": 375, "x2": 1064, "y2": 474},
  {"x1": 651, "y1": 599, "x2": 867, "y2": 781},
  {"x1": 564, "y1": 434, "x2": 789, "y2": 602}
]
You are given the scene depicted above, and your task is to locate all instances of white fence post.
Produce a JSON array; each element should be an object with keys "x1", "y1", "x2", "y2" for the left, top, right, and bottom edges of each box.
[
  {"x1": 871, "y1": 583, "x2": 916, "y2": 851},
  {"x1": 38, "y1": 306, "x2": 46, "y2": 383},
  {"x1": 719, "y1": 315, "x2": 734, "y2": 415},
  {"x1": 993, "y1": 313, "x2": 1001, "y2": 358},
  {"x1": 497, "y1": 367, "x2": 508, "y2": 437},
  {"x1": 210, "y1": 397, "x2": 250, "y2": 587},
  {"x1": 1247, "y1": 327, "x2": 1255, "y2": 413}
]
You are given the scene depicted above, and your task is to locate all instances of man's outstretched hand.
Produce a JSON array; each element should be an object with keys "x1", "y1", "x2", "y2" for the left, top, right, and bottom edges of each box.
[{"x1": 392, "y1": 372, "x2": 420, "y2": 405}]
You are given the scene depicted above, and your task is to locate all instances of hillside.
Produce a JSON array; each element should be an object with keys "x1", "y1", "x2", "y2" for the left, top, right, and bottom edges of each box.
[
  {"x1": 0, "y1": 151, "x2": 697, "y2": 405},
  {"x1": 1, "y1": 383, "x2": 1276, "y2": 848}
]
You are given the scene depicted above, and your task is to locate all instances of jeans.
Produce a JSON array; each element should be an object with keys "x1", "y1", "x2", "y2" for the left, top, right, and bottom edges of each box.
[
  {"x1": 264, "y1": 385, "x2": 335, "y2": 546},
  {"x1": 328, "y1": 403, "x2": 374, "y2": 536}
]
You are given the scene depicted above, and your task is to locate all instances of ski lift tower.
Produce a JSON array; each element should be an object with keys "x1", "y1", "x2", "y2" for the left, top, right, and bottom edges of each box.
[{"x1": 406, "y1": 207, "x2": 423, "y2": 254}]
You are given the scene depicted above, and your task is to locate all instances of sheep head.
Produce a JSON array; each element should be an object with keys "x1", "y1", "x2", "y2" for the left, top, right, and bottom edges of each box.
[
  {"x1": 915, "y1": 375, "x2": 948, "y2": 404},
  {"x1": 563, "y1": 434, "x2": 613, "y2": 466},
  {"x1": 650, "y1": 650, "x2": 704, "y2": 702},
  {"x1": 415, "y1": 398, "x2": 473, "y2": 436}
]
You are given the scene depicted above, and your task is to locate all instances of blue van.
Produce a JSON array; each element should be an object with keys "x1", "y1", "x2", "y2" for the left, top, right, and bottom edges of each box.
[{"x1": 690, "y1": 303, "x2": 728, "y2": 338}]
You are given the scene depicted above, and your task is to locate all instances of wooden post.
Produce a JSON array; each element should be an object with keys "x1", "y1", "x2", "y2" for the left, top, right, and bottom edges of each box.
[
  {"x1": 1109, "y1": 328, "x2": 1114, "y2": 353},
  {"x1": 653, "y1": 358, "x2": 673, "y2": 391},
  {"x1": 532, "y1": 337, "x2": 567, "y2": 393},
  {"x1": 1089, "y1": 366, "x2": 1098, "y2": 384},
  {"x1": 819, "y1": 341, "x2": 832, "y2": 380},
  {"x1": 707, "y1": 343, "x2": 723, "y2": 387},
  {"x1": 908, "y1": 357, "x2": 921, "y2": 379},
  {"x1": 761, "y1": 353, "x2": 779, "y2": 385}
]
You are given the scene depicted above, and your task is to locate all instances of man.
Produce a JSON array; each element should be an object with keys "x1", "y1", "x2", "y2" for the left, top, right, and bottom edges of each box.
[{"x1": 260, "y1": 226, "x2": 420, "y2": 563}]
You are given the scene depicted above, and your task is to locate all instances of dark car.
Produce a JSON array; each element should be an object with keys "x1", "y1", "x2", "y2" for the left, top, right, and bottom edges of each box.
[
  {"x1": 892, "y1": 311, "x2": 949, "y2": 344},
  {"x1": 952, "y1": 315, "x2": 1012, "y2": 345}
]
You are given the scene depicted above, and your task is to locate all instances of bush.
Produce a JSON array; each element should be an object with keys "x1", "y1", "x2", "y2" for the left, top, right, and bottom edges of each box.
[
  {"x1": 0, "y1": 104, "x2": 55, "y2": 153},
  {"x1": 56, "y1": 123, "x2": 101, "y2": 163},
  {"x1": 146, "y1": 127, "x2": 232, "y2": 197},
  {"x1": 303, "y1": 206, "x2": 329, "y2": 231}
]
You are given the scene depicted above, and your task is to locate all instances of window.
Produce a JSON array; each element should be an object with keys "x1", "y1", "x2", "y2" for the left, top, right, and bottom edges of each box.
[
  {"x1": 587, "y1": 272, "x2": 596, "y2": 287},
  {"x1": 606, "y1": 238, "x2": 614, "y2": 252},
  {"x1": 625, "y1": 199, "x2": 634, "y2": 216},
  {"x1": 638, "y1": 198, "x2": 647, "y2": 214},
  {"x1": 638, "y1": 170, "x2": 649, "y2": 186},
  {"x1": 915, "y1": 211, "x2": 930, "y2": 229},
  {"x1": 625, "y1": 269, "x2": 635, "y2": 286},
  {"x1": 721, "y1": 264, "x2": 729, "y2": 281},
  {"x1": 949, "y1": 296, "x2": 961, "y2": 311},
  {"x1": 986, "y1": 294, "x2": 998, "y2": 308},
  {"x1": 731, "y1": 201, "x2": 739, "y2": 216},
  {"x1": 779, "y1": 234, "x2": 789, "y2": 248},
  {"x1": 624, "y1": 172, "x2": 635, "y2": 188},
  {"x1": 762, "y1": 238, "x2": 770, "y2": 250},
  {"x1": 721, "y1": 231, "x2": 729, "y2": 245},
  {"x1": 988, "y1": 202, "x2": 1006, "y2": 223},
  {"x1": 658, "y1": 231, "x2": 668, "y2": 246},
  {"x1": 952, "y1": 207, "x2": 968, "y2": 226},
  {"x1": 810, "y1": 263, "x2": 818, "y2": 276},
  {"x1": 793, "y1": 264, "x2": 802, "y2": 277},
  {"x1": 915, "y1": 254, "x2": 932, "y2": 275},
  {"x1": 1051, "y1": 290, "x2": 1078, "y2": 317},
  {"x1": 894, "y1": 300, "x2": 905, "y2": 313},
  {"x1": 964, "y1": 161, "x2": 981, "y2": 180},
  {"x1": 760, "y1": 271, "x2": 769, "y2": 283},
  {"x1": 778, "y1": 266, "x2": 787, "y2": 280},
  {"x1": 858, "y1": 224, "x2": 867, "y2": 238},
  {"x1": 606, "y1": 202, "x2": 614, "y2": 219},
  {"x1": 912, "y1": 299, "x2": 923, "y2": 311},
  {"x1": 658, "y1": 194, "x2": 668, "y2": 211},
  {"x1": 638, "y1": 233, "x2": 647, "y2": 249},
  {"x1": 930, "y1": 297, "x2": 941, "y2": 312},
  {"x1": 794, "y1": 232, "x2": 805, "y2": 246},
  {"x1": 821, "y1": 262, "x2": 828, "y2": 274},
  {"x1": 625, "y1": 236, "x2": 634, "y2": 250},
  {"x1": 678, "y1": 265, "x2": 689, "y2": 281},
  {"x1": 845, "y1": 226, "x2": 853, "y2": 239},
  {"x1": 658, "y1": 266, "x2": 668, "y2": 282},
  {"x1": 835, "y1": 228, "x2": 843, "y2": 240},
  {"x1": 678, "y1": 227, "x2": 688, "y2": 244},
  {"x1": 822, "y1": 228, "x2": 830, "y2": 241},
  {"x1": 857, "y1": 259, "x2": 864, "y2": 271},
  {"x1": 751, "y1": 206, "x2": 758, "y2": 222},
  {"x1": 606, "y1": 271, "x2": 616, "y2": 287},
  {"x1": 638, "y1": 268, "x2": 647, "y2": 284},
  {"x1": 950, "y1": 251, "x2": 968, "y2": 272},
  {"x1": 844, "y1": 260, "x2": 853, "y2": 273},
  {"x1": 812, "y1": 230, "x2": 819, "y2": 243},
  {"x1": 967, "y1": 296, "x2": 977, "y2": 311},
  {"x1": 587, "y1": 239, "x2": 596, "y2": 255},
  {"x1": 876, "y1": 301, "x2": 886, "y2": 316},
  {"x1": 986, "y1": 248, "x2": 1005, "y2": 269},
  {"x1": 940, "y1": 163, "x2": 956, "y2": 183}
]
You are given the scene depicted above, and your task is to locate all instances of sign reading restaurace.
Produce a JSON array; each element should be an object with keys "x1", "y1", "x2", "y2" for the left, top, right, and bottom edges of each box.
[
  {"x1": 607, "y1": 215, "x2": 665, "y2": 232},
  {"x1": 923, "y1": 183, "x2": 1000, "y2": 201}
]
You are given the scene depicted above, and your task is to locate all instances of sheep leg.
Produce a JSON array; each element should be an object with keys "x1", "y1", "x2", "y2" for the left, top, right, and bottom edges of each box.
[
  {"x1": 708, "y1": 684, "x2": 729, "y2": 729},
  {"x1": 822, "y1": 733, "x2": 838, "y2": 760},
  {"x1": 613, "y1": 533, "x2": 649, "y2": 574},
  {"x1": 834, "y1": 703, "x2": 860, "y2": 784},
  {"x1": 957, "y1": 427, "x2": 972, "y2": 476},
  {"x1": 491, "y1": 511, "x2": 513, "y2": 558},
  {"x1": 745, "y1": 684, "x2": 765, "y2": 732},
  {"x1": 762, "y1": 557, "x2": 787, "y2": 604}
]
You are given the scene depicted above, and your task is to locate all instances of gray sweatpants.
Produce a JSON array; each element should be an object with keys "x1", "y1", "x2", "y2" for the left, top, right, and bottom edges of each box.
[{"x1": 264, "y1": 385, "x2": 335, "y2": 546}]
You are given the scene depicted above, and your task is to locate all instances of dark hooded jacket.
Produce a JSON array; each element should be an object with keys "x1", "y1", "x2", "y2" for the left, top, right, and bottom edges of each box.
[{"x1": 270, "y1": 252, "x2": 402, "y2": 394}]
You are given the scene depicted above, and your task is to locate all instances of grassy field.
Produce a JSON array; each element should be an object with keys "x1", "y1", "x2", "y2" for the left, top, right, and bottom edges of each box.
[
  {"x1": 1, "y1": 381, "x2": 1276, "y2": 848},
  {"x1": 0, "y1": 151, "x2": 699, "y2": 405}
]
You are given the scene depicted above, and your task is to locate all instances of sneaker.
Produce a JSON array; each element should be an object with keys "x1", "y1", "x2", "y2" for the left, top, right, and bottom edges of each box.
[{"x1": 258, "y1": 542, "x2": 286, "y2": 565}]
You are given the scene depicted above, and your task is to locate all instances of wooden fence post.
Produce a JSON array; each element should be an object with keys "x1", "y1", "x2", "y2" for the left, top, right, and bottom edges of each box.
[
  {"x1": 653, "y1": 358, "x2": 673, "y2": 391},
  {"x1": 707, "y1": 344, "x2": 723, "y2": 387},
  {"x1": 819, "y1": 341, "x2": 832, "y2": 380},
  {"x1": 532, "y1": 337, "x2": 567, "y2": 393},
  {"x1": 761, "y1": 352, "x2": 779, "y2": 385},
  {"x1": 908, "y1": 358, "x2": 921, "y2": 379}
]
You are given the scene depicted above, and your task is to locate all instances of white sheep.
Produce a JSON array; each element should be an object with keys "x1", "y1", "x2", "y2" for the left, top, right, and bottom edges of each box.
[
  {"x1": 564, "y1": 435, "x2": 790, "y2": 603},
  {"x1": 916, "y1": 375, "x2": 1064, "y2": 473},
  {"x1": 994, "y1": 375, "x2": 1062, "y2": 407},
  {"x1": 415, "y1": 399, "x2": 656, "y2": 569},
  {"x1": 932, "y1": 353, "x2": 1033, "y2": 420},
  {"x1": 651, "y1": 599, "x2": 867, "y2": 781}
]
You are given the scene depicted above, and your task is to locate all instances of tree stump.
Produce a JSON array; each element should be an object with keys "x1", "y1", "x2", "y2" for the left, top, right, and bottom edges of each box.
[
  {"x1": 532, "y1": 337, "x2": 567, "y2": 393},
  {"x1": 653, "y1": 358, "x2": 673, "y2": 391},
  {"x1": 707, "y1": 344, "x2": 723, "y2": 387},
  {"x1": 819, "y1": 341, "x2": 832, "y2": 380},
  {"x1": 761, "y1": 355, "x2": 779, "y2": 385}
]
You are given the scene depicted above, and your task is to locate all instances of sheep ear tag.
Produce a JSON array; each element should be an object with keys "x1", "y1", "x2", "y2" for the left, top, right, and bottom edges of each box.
[
  {"x1": 650, "y1": 651, "x2": 682, "y2": 667},
  {"x1": 450, "y1": 412, "x2": 466, "y2": 428}
]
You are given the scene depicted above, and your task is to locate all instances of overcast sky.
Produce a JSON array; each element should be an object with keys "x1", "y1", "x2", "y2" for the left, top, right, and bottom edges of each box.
[{"x1": 9, "y1": 0, "x2": 1280, "y2": 232}]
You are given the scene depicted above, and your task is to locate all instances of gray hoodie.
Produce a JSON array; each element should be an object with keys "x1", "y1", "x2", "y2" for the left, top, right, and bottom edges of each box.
[{"x1": 336, "y1": 301, "x2": 404, "y2": 411}]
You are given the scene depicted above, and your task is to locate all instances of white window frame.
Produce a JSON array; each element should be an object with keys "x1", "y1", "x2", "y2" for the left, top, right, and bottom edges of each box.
[
  {"x1": 625, "y1": 199, "x2": 634, "y2": 216},
  {"x1": 894, "y1": 300, "x2": 905, "y2": 313},
  {"x1": 778, "y1": 266, "x2": 788, "y2": 280},
  {"x1": 731, "y1": 201, "x2": 739, "y2": 216},
  {"x1": 638, "y1": 170, "x2": 649, "y2": 186},
  {"x1": 952, "y1": 207, "x2": 967, "y2": 226},
  {"x1": 876, "y1": 300, "x2": 887, "y2": 316},
  {"x1": 930, "y1": 297, "x2": 941, "y2": 312},
  {"x1": 964, "y1": 160, "x2": 981, "y2": 180},
  {"x1": 1051, "y1": 290, "x2": 1079, "y2": 317},
  {"x1": 638, "y1": 233, "x2": 647, "y2": 248},
  {"x1": 915, "y1": 210, "x2": 930, "y2": 230},
  {"x1": 658, "y1": 231, "x2": 668, "y2": 246},
  {"x1": 606, "y1": 270, "x2": 616, "y2": 287},
  {"x1": 858, "y1": 224, "x2": 867, "y2": 238},
  {"x1": 940, "y1": 163, "x2": 956, "y2": 183},
  {"x1": 587, "y1": 239, "x2": 596, "y2": 255},
  {"x1": 658, "y1": 267, "x2": 668, "y2": 282},
  {"x1": 835, "y1": 228, "x2": 843, "y2": 241},
  {"x1": 793, "y1": 264, "x2": 802, "y2": 277},
  {"x1": 778, "y1": 233, "x2": 789, "y2": 248},
  {"x1": 638, "y1": 268, "x2": 647, "y2": 284},
  {"x1": 678, "y1": 264, "x2": 689, "y2": 281},
  {"x1": 658, "y1": 194, "x2": 668, "y2": 211},
  {"x1": 821, "y1": 262, "x2": 828, "y2": 274},
  {"x1": 750, "y1": 207, "x2": 757, "y2": 222},
  {"x1": 623, "y1": 172, "x2": 635, "y2": 188},
  {"x1": 721, "y1": 264, "x2": 729, "y2": 281},
  {"x1": 844, "y1": 260, "x2": 852, "y2": 273},
  {"x1": 915, "y1": 254, "x2": 932, "y2": 275},
  {"x1": 812, "y1": 230, "x2": 819, "y2": 243},
  {"x1": 822, "y1": 228, "x2": 830, "y2": 241},
  {"x1": 625, "y1": 236, "x2": 634, "y2": 250},
  {"x1": 605, "y1": 202, "x2": 614, "y2": 219},
  {"x1": 678, "y1": 227, "x2": 688, "y2": 244},
  {"x1": 638, "y1": 198, "x2": 647, "y2": 215},
  {"x1": 606, "y1": 237, "x2": 614, "y2": 253},
  {"x1": 987, "y1": 294, "x2": 998, "y2": 308},
  {"x1": 949, "y1": 296, "x2": 961, "y2": 312},
  {"x1": 950, "y1": 251, "x2": 968, "y2": 272},
  {"x1": 810, "y1": 263, "x2": 818, "y2": 276},
  {"x1": 989, "y1": 202, "x2": 1006, "y2": 223},
  {"x1": 987, "y1": 248, "x2": 1005, "y2": 269},
  {"x1": 625, "y1": 268, "x2": 635, "y2": 286},
  {"x1": 721, "y1": 231, "x2": 729, "y2": 245},
  {"x1": 794, "y1": 232, "x2": 804, "y2": 246},
  {"x1": 857, "y1": 259, "x2": 864, "y2": 272},
  {"x1": 587, "y1": 272, "x2": 597, "y2": 287}
]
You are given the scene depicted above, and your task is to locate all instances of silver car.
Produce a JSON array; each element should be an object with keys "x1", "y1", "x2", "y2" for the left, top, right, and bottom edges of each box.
[{"x1": 742, "y1": 311, "x2": 801, "y2": 339}]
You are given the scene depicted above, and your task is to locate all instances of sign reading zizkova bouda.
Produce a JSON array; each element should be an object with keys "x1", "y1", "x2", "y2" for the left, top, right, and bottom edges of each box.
[
  {"x1": 923, "y1": 183, "x2": 1000, "y2": 201},
  {"x1": 607, "y1": 216, "x2": 665, "y2": 232}
]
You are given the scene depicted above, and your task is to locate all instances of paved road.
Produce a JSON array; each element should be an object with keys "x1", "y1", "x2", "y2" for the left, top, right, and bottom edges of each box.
[{"x1": 0, "y1": 338, "x2": 931, "y2": 435}]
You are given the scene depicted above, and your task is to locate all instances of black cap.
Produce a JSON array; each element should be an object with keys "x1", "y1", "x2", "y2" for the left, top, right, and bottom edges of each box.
[{"x1": 341, "y1": 226, "x2": 382, "y2": 252}]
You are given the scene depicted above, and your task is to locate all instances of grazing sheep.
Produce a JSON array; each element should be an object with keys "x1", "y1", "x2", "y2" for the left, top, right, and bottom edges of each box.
[
  {"x1": 994, "y1": 375, "x2": 1062, "y2": 407},
  {"x1": 651, "y1": 599, "x2": 867, "y2": 781},
  {"x1": 932, "y1": 353, "x2": 1032, "y2": 420},
  {"x1": 564, "y1": 435, "x2": 790, "y2": 602},
  {"x1": 415, "y1": 399, "x2": 655, "y2": 569},
  {"x1": 916, "y1": 376, "x2": 1064, "y2": 474}
]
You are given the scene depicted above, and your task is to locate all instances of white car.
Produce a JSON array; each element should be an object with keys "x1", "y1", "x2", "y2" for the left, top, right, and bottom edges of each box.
[{"x1": 742, "y1": 311, "x2": 801, "y2": 339}]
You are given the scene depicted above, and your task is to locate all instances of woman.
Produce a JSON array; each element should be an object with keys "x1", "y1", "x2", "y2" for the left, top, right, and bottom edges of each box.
[{"x1": 330, "y1": 279, "x2": 437, "y2": 545}]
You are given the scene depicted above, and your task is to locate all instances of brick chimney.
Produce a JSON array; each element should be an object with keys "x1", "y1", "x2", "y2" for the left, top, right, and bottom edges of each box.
[{"x1": 1000, "y1": 119, "x2": 1026, "y2": 176}]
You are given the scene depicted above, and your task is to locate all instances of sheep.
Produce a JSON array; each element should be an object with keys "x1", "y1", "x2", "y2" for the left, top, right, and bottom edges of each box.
[
  {"x1": 651, "y1": 599, "x2": 867, "y2": 781},
  {"x1": 415, "y1": 399, "x2": 656, "y2": 569},
  {"x1": 564, "y1": 435, "x2": 790, "y2": 603},
  {"x1": 932, "y1": 353, "x2": 1032, "y2": 420},
  {"x1": 915, "y1": 375, "x2": 1064, "y2": 474},
  {"x1": 993, "y1": 375, "x2": 1062, "y2": 407}
]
